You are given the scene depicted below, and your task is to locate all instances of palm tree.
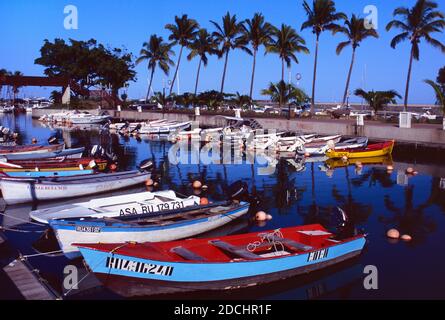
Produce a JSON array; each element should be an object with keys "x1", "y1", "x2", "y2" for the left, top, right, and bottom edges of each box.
[
  {"x1": 266, "y1": 24, "x2": 309, "y2": 88},
  {"x1": 424, "y1": 79, "x2": 445, "y2": 114},
  {"x1": 242, "y1": 13, "x2": 275, "y2": 100},
  {"x1": 301, "y1": 0, "x2": 346, "y2": 114},
  {"x1": 334, "y1": 14, "x2": 378, "y2": 105},
  {"x1": 261, "y1": 80, "x2": 308, "y2": 106},
  {"x1": 386, "y1": 0, "x2": 445, "y2": 111},
  {"x1": 187, "y1": 28, "x2": 219, "y2": 96},
  {"x1": 165, "y1": 14, "x2": 200, "y2": 95},
  {"x1": 10, "y1": 71, "x2": 23, "y2": 103},
  {"x1": 136, "y1": 35, "x2": 175, "y2": 102},
  {"x1": 211, "y1": 12, "x2": 249, "y2": 93},
  {"x1": 354, "y1": 88, "x2": 402, "y2": 115},
  {"x1": 232, "y1": 92, "x2": 252, "y2": 109}
]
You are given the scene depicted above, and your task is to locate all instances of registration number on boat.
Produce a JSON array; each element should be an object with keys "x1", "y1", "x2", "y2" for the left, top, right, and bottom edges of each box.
[
  {"x1": 106, "y1": 257, "x2": 174, "y2": 276},
  {"x1": 307, "y1": 248, "x2": 329, "y2": 262},
  {"x1": 75, "y1": 226, "x2": 101, "y2": 233},
  {"x1": 119, "y1": 201, "x2": 185, "y2": 216}
]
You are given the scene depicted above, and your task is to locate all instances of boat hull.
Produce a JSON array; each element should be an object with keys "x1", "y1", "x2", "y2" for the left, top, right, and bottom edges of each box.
[
  {"x1": 3, "y1": 169, "x2": 93, "y2": 178},
  {"x1": 79, "y1": 236, "x2": 365, "y2": 297},
  {"x1": 0, "y1": 170, "x2": 149, "y2": 205},
  {"x1": 52, "y1": 203, "x2": 249, "y2": 259},
  {"x1": 1, "y1": 147, "x2": 84, "y2": 161},
  {"x1": 326, "y1": 140, "x2": 394, "y2": 159}
]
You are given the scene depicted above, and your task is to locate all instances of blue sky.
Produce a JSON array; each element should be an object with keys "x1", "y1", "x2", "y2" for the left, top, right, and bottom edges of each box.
[{"x1": 0, "y1": 0, "x2": 444, "y2": 103}]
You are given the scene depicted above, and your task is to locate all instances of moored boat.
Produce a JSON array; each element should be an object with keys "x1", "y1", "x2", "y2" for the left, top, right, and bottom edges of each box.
[
  {"x1": 75, "y1": 224, "x2": 366, "y2": 296},
  {"x1": 0, "y1": 169, "x2": 151, "y2": 205},
  {"x1": 1, "y1": 169, "x2": 94, "y2": 178},
  {"x1": 30, "y1": 190, "x2": 201, "y2": 224},
  {"x1": 326, "y1": 140, "x2": 395, "y2": 159},
  {"x1": 52, "y1": 200, "x2": 250, "y2": 259},
  {"x1": 0, "y1": 147, "x2": 85, "y2": 161},
  {"x1": 0, "y1": 157, "x2": 108, "y2": 172}
]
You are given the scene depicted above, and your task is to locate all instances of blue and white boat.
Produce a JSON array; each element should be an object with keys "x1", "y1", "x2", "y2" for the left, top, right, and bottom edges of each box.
[
  {"x1": 3, "y1": 169, "x2": 94, "y2": 178},
  {"x1": 51, "y1": 200, "x2": 250, "y2": 259},
  {"x1": 1, "y1": 147, "x2": 85, "y2": 161},
  {"x1": 75, "y1": 224, "x2": 366, "y2": 297}
]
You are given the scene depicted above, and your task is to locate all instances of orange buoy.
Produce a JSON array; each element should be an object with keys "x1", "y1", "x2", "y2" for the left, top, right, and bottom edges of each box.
[
  {"x1": 304, "y1": 152, "x2": 311, "y2": 158},
  {"x1": 342, "y1": 155, "x2": 348, "y2": 161},
  {"x1": 192, "y1": 180, "x2": 202, "y2": 189},
  {"x1": 255, "y1": 211, "x2": 267, "y2": 221},
  {"x1": 200, "y1": 197, "x2": 209, "y2": 206},
  {"x1": 31, "y1": 138, "x2": 37, "y2": 144},
  {"x1": 145, "y1": 178, "x2": 154, "y2": 186},
  {"x1": 387, "y1": 165, "x2": 394, "y2": 172},
  {"x1": 386, "y1": 228, "x2": 400, "y2": 239},
  {"x1": 401, "y1": 234, "x2": 412, "y2": 241},
  {"x1": 110, "y1": 163, "x2": 117, "y2": 171},
  {"x1": 266, "y1": 214, "x2": 273, "y2": 220},
  {"x1": 406, "y1": 167, "x2": 414, "y2": 174}
]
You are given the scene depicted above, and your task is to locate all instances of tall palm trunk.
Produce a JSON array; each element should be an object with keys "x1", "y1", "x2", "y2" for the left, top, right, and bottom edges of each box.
[
  {"x1": 145, "y1": 67, "x2": 155, "y2": 103},
  {"x1": 310, "y1": 34, "x2": 320, "y2": 114},
  {"x1": 281, "y1": 58, "x2": 285, "y2": 83},
  {"x1": 170, "y1": 45, "x2": 184, "y2": 94},
  {"x1": 249, "y1": 49, "x2": 257, "y2": 102},
  {"x1": 403, "y1": 46, "x2": 414, "y2": 111},
  {"x1": 220, "y1": 50, "x2": 229, "y2": 93},
  {"x1": 194, "y1": 58, "x2": 202, "y2": 96},
  {"x1": 342, "y1": 47, "x2": 356, "y2": 106}
]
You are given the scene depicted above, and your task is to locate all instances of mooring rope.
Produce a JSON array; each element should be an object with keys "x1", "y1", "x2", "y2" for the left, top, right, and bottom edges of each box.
[{"x1": 21, "y1": 250, "x2": 63, "y2": 259}]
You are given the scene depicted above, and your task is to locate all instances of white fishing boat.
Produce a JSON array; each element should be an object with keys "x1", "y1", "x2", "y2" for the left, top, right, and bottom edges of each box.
[
  {"x1": 0, "y1": 170, "x2": 151, "y2": 205},
  {"x1": 138, "y1": 121, "x2": 192, "y2": 134},
  {"x1": 50, "y1": 200, "x2": 250, "y2": 259},
  {"x1": 69, "y1": 112, "x2": 111, "y2": 124},
  {"x1": 0, "y1": 105, "x2": 14, "y2": 113},
  {"x1": 110, "y1": 119, "x2": 167, "y2": 131},
  {"x1": 297, "y1": 136, "x2": 368, "y2": 156},
  {"x1": 29, "y1": 190, "x2": 200, "y2": 224}
]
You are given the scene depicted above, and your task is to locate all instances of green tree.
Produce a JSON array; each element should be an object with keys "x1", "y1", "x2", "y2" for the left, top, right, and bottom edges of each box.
[
  {"x1": 354, "y1": 88, "x2": 402, "y2": 115},
  {"x1": 386, "y1": 0, "x2": 445, "y2": 111},
  {"x1": 266, "y1": 24, "x2": 309, "y2": 95},
  {"x1": 301, "y1": 0, "x2": 346, "y2": 114},
  {"x1": 165, "y1": 14, "x2": 199, "y2": 95},
  {"x1": 334, "y1": 14, "x2": 378, "y2": 105},
  {"x1": 136, "y1": 35, "x2": 175, "y2": 102},
  {"x1": 261, "y1": 80, "x2": 308, "y2": 106},
  {"x1": 231, "y1": 92, "x2": 252, "y2": 109},
  {"x1": 211, "y1": 12, "x2": 249, "y2": 93},
  {"x1": 242, "y1": 13, "x2": 275, "y2": 100},
  {"x1": 187, "y1": 29, "x2": 219, "y2": 96}
]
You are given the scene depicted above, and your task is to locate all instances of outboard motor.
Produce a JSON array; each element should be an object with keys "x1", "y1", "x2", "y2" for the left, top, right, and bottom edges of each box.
[
  {"x1": 90, "y1": 145, "x2": 105, "y2": 158},
  {"x1": 131, "y1": 123, "x2": 142, "y2": 134},
  {"x1": 139, "y1": 159, "x2": 154, "y2": 171},
  {"x1": 328, "y1": 207, "x2": 357, "y2": 239},
  {"x1": 227, "y1": 180, "x2": 249, "y2": 202},
  {"x1": 47, "y1": 135, "x2": 58, "y2": 145}
]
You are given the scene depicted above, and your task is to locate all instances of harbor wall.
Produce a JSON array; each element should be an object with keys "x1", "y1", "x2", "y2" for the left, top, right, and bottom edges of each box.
[{"x1": 32, "y1": 109, "x2": 445, "y2": 147}]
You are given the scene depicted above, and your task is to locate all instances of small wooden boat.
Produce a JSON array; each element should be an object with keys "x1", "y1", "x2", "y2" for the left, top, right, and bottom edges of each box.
[
  {"x1": 75, "y1": 224, "x2": 366, "y2": 297},
  {"x1": 297, "y1": 137, "x2": 369, "y2": 156},
  {"x1": 324, "y1": 155, "x2": 393, "y2": 169},
  {"x1": 0, "y1": 157, "x2": 108, "y2": 172},
  {"x1": 0, "y1": 170, "x2": 150, "y2": 205},
  {"x1": 52, "y1": 200, "x2": 250, "y2": 259},
  {"x1": 0, "y1": 143, "x2": 63, "y2": 155},
  {"x1": 138, "y1": 121, "x2": 192, "y2": 135},
  {"x1": 30, "y1": 190, "x2": 201, "y2": 224},
  {"x1": 1, "y1": 169, "x2": 94, "y2": 178},
  {"x1": 326, "y1": 140, "x2": 395, "y2": 159},
  {"x1": 0, "y1": 147, "x2": 85, "y2": 161}
]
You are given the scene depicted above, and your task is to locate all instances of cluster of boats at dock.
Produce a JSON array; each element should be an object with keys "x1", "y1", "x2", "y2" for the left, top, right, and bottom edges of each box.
[{"x1": 0, "y1": 114, "x2": 397, "y2": 298}]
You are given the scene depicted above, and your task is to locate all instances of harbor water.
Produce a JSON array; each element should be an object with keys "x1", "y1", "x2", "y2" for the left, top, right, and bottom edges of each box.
[{"x1": 1, "y1": 113, "x2": 445, "y2": 299}]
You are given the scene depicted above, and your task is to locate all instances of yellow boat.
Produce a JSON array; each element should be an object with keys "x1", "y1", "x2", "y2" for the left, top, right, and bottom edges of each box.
[
  {"x1": 326, "y1": 140, "x2": 395, "y2": 159},
  {"x1": 324, "y1": 155, "x2": 394, "y2": 169}
]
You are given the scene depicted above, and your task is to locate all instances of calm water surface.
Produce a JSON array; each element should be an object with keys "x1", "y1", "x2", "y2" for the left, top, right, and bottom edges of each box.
[{"x1": 1, "y1": 114, "x2": 445, "y2": 300}]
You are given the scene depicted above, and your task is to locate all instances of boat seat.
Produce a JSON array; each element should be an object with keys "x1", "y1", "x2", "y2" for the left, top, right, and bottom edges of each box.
[
  {"x1": 209, "y1": 240, "x2": 262, "y2": 260},
  {"x1": 270, "y1": 236, "x2": 313, "y2": 251},
  {"x1": 170, "y1": 246, "x2": 207, "y2": 261}
]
